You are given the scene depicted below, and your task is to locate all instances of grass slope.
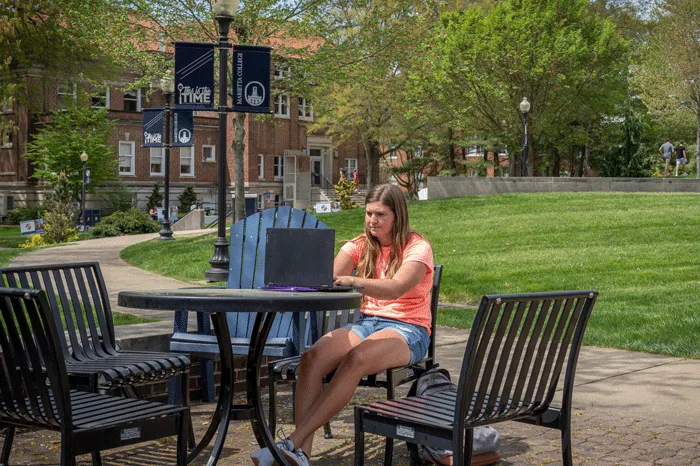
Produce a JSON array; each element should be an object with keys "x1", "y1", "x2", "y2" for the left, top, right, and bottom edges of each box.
[{"x1": 121, "y1": 192, "x2": 700, "y2": 358}]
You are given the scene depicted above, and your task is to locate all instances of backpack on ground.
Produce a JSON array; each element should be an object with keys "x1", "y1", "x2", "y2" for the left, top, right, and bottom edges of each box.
[{"x1": 406, "y1": 365, "x2": 501, "y2": 466}]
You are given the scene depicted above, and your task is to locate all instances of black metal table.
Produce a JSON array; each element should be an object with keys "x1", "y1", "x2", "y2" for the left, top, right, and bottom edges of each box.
[{"x1": 118, "y1": 287, "x2": 361, "y2": 466}]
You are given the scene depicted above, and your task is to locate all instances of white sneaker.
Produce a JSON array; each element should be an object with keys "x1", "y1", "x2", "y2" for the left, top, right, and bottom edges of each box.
[{"x1": 251, "y1": 438, "x2": 304, "y2": 466}]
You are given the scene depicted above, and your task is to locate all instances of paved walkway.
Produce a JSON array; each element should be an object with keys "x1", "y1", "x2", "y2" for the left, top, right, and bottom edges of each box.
[{"x1": 4, "y1": 233, "x2": 700, "y2": 465}]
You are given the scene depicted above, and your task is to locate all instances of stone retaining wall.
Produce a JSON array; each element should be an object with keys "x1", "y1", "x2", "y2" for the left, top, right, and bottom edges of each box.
[{"x1": 428, "y1": 176, "x2": 700, "y2": 199}]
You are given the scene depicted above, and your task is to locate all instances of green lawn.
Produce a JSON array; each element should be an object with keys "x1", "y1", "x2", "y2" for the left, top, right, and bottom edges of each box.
[
  {"x1": 0, "y1": 226, "x2": 27, "y2": 249},
  {"x1": 121, "y1": 192, "x2": 700, "y2": 358}
]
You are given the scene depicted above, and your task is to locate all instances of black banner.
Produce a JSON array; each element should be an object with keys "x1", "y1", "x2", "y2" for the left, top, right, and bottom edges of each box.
[
  {"x1": 172, "y1": 110, "x2": 194, "y2": 147},
  {"x1": 232, "y1": 45, "x2": 272, "y2": 114},
  {"x1": 142, "y1": 109, "x2": 163, "y2": 147},
  {"x1": 174, "y1": 42, "x2": 215, "y2": 109}
]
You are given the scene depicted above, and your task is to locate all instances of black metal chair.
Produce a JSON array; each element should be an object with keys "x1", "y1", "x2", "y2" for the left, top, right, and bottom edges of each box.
[
  {"x1": 268, "y1": 264, "x2": 443, "y2": 453},
  {"x1": 354, "y1": 290, "x2": 598, "y2": 466},
  {"x1": 0, "y1": 287, "x2": 189, "y2": 466},
  {"x1": 0, "y1": 262, "x2": 194, "y2": 461}
]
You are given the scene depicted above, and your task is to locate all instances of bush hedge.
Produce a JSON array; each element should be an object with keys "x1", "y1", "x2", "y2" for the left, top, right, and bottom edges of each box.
[
  {"x1": 90, "y1": 209, "x2": 160, "y2": 238},
  {"x1": 6, "y1": 206, "x2": 45, "y2": 225}
]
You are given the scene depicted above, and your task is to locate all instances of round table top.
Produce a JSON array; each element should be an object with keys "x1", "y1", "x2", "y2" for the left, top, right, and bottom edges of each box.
[{"x1": 118, "y1": 287, "x2": 362, "y2": 313}]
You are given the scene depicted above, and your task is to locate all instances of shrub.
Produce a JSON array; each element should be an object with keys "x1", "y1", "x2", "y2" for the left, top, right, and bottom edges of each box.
[
  {"x1": 6, "y1": 206, "x2": 45, "y2": 225},
  {"x1": 146, "y1": 183, "x2": 163, "y2": 211},
  {"x1": 42, "y1": 174, "x2": 77, "y2": 244},
  {"x1": 333, "y1": 177, "x2": 359, "y2": 210},
  {"x1": 178, "y1": 186, "x2": 197, "y2": 214},
  {"x1": 90, "y1": 209, "x2": 160, "y2": 238},
  {"x1": 19, "y1": 234, "x2": 47, "y2": 248}
]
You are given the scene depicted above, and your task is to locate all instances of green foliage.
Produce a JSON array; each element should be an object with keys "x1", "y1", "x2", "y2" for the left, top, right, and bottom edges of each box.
[
  {"x1": 90, "y1": 209, "x2": 160, "y2": 238},
  {"x1": 178, "y1": 186, "x2": 197, "y2": 215},
  {"x1": 24, "y1": 105, "x2": 117, "y2": 199},
  {"x1": 146, "y1": 183, "x2": 164, "y2": 211},
  {"x1": 5, "y1": 206, "x2": 45, "y2": 225},
  {"x1": 97, "y1": 183, "x2": 134, "y2": 215},
  {"x1": 333, "y1": 177, "x2": 359, "y2": 210},
  {"x1": 41, "y1": 174, "x2": 78, "y2": 244}
]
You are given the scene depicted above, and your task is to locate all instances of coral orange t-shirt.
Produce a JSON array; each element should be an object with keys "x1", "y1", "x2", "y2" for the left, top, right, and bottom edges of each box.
[{"x1": 339, "y1": 233, "x2": 434, "y2": 333}]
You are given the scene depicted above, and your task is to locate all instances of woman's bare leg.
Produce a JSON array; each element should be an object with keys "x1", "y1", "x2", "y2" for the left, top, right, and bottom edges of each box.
[
  {"x1": 290, "y1": 329, "x2": 361, "y2": 452},
  {"x1": 289, "y1": 329, "x2": 411, "y2": 455}
]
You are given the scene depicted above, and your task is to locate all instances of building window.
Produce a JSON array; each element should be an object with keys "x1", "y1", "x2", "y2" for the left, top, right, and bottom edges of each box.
[
  {"x1": 344, "y1": 158, "x2": 358, "y2": 175},
  {"x1": 124, "y1": 89, "x2": 143, "y2": 112},
  {"x1": 58, "y1": 82, "x2": 77, "y2": 110},
  {"x1": 257, "y1": 195, "x2": 264, "y2": 211},
  {"x1": 274, "y1": 94, "x2": 290, "y2": 118},
  {"x1": 180, "y1": 146, "x2": 194, "y2": 176},
  {"x1": 119, "y1": 141, "x2": 135, "y2": 175},
  {"x1": 258, "y1": 154, "x2": 264, "y2": 179},
  {"x1": 273, "y1": 156, "x2": 284, "y2": 179},
  {"x1": 150, "y1": 147, "x2": 164, "y2": 176},
  {"x1": 389, "y1": 150, "x2": 397, "y2": 160},
  {"x1": 274, "y1": 65, "x2": 291, "y2": 79},
  {"x1": 91, "y1": 87, "x2": 109, "y2": 109},
  {"x1": 274, "y1": 194, "x2": 280, "y2": 206},
  {"x1": 1, "y1": 97, "x2": 13, "y2": 113},
  {"x1": 298, "y1": 97, "x2": 313, "y2": 120},
  {"x1": 1, "y1": 127, "x2": 12, "y2": 148},
  {"x1": 467, "y1": 146, "x2": 484, "y2": 157},
  {"x1": 202, "y1": 145, "x2": 216, "y2": 162}
]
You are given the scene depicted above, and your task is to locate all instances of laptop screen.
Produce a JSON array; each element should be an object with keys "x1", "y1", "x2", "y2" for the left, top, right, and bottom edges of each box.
[{"x1": 264, "y1": 228, "x2": 335, "y2": 288}]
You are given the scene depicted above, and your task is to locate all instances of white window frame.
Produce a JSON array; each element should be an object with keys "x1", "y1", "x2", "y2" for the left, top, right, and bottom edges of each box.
[
  {"x1": 150, "y1": 147, "x2": 164, "y2": 176},
  {"x1": 1, "y1": 97, "x2": 13, "y2": 113},
  {"x1": 298, "y1": 97, "x2": 313, "y2": 120},
  {"x1": 344, "y1": 158, "x2": 358, "y2": 174},
  {"x1": 179, "y1": 146, "x2": 195, "y2": 177},
  {"x1": 58, "y1": 83, "x2": 77, "y2": 110},
  {"x1": 124, "y1": 88, "x2": 142, "y2": 112},
  {"x1": 118, "y1": 141, "x2": 135, "y2": 176},
  {"x1": 202, "y1": 145, "x2": 216, "y2": 162},
  {"x1": 389, "y1": 150, "x2": 397, "y2": 160},
  {"x1": 273, "y1": 155, "x2": 284, "y2": 180},
  {"x1": 258, "y1": 154, "x2": 265, "y2": 179},
  {"x1": 91, "y1": 87, "x2": 110, "y2": 109},
  {"x1": 274, "y1": 65, "x2": 291, "y2": 79},
  {"x1": 274, "y1": 93, "x2": 290, "y2": 118}
]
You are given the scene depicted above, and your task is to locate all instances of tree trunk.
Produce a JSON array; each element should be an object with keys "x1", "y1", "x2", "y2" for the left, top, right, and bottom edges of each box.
[
  {"x1": 583, "y1": 143, "x2": 591, "y2": 177},
  {"x1": 234, "y1": 113, "x2": 246, "y2": 222},
  {"x1": 552, "y1": 147, "x2": 560, "y2": 177},
  {"x1": 528, "y1": 134, "x2": 536, "y2": 176}
]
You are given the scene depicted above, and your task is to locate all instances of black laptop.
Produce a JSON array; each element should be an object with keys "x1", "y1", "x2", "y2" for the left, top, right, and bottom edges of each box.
[{"x1": 263, "y1": 228, "x2": 357, "y2": 292}]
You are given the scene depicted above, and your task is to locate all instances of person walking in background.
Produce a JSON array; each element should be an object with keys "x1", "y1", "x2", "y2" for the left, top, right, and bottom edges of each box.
[
  {"x1": 675, "y1": 142, "x2": 688, "y2": 176},
  {"x1": 352, "y1": 169, "x2": 359, "y2": 192},
  {"x1": 659, "y1": 139, "x2": 674, "y2": 176}
]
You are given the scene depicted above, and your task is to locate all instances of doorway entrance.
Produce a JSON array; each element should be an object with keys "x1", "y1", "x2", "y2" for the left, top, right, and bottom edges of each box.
[{"x1": 310, "y1": 148, "x2": 324, "y2": 186}]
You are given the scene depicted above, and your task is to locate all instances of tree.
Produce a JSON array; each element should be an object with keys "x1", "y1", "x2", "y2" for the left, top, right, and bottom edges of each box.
[
  {"x1": 146, "y1": 183, "x2": 164, "y2": 211},
  {"x1": 178, "y1": 186, "x2": 198, "y2": 215},
  {"x1": 636, "y1": 0, "x2": 700, "y2": 178},
  {"x1": 299, "y1": 1, "x2": 438, "y2": 189},
  {"x1": 24, "y1": 104, "x2": 118, "y2": 200},
  {"x1": 412, "y1": 0, "x2": 629, "y2": 176},
  {"x1": 42, "y1": 173, "x2": 78, "y2": 244}
]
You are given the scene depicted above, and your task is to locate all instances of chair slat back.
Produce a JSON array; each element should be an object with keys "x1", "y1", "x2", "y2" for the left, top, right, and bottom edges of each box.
[
  {"x1": 226, "y1": 206, "x2": 327, "y2": 339},
  {"x1": 455, "y1": 290, "x2": 597, "y2": 432},
  {"x1": 0, "y1": 263, "x2": 115, "y2": 362},
  {"x1": 427, "y1": 265, "x2": 443, "y2": 363},
  {"x1": 0, "y1": 287, "x2": 71, "y2": 429}
]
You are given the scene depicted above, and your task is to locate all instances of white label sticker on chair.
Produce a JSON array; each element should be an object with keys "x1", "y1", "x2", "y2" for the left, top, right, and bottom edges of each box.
[
  {"x1": 396, "y1": 425, "x2": 414, "y2": 439},
  {"x1": 120, "y1": 427, "x2": 142, "y2": 441}
]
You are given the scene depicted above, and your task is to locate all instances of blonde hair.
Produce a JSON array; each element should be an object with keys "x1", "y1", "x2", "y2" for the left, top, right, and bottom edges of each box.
[{"x1": 356, "y1": 184, "x2": 417, "y2": 279}]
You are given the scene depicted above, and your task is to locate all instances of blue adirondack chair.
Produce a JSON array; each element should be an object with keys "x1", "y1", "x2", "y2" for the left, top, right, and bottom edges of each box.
[{"x1": 168, "y1": 206, "x2": 328, "y2": 402}]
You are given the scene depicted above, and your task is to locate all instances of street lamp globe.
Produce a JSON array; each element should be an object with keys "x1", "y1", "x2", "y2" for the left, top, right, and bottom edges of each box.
[
  {"x1": 160, "y1": 76, "x2": 175, "y2": 94},
  {"x1": 520, "y1": 97, "x2": 531, "y2": 114},
  {"x1": 213, "y1": 0, "x2": 238, "y2": 17},
  {"x1": 80, "y1": 151, "x2": 88, "y2": 163}
]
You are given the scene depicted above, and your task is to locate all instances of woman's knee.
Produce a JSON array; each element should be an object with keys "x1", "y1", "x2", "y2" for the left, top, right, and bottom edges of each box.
[{"x1": 341, "y1": 346, "x2": 371, "y2": 374}]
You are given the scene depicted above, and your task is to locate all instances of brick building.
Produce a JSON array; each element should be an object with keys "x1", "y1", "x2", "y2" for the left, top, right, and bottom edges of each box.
[{"x1": 0, "y1": 66, "x2": 366, "y2": 217}]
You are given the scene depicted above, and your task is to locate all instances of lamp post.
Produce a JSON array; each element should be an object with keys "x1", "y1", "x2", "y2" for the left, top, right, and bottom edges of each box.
[
  {"x1": 160, "y1": 76, "x2": 175, "y2": 240},
  {"x1": 520, "y1": 97, "x2": 531, "y2": 177},
  {"x1": 80, "y1": 151, "x2": 88, "y2": 231},
  {"x1": 205, "y1": 0, "x2": 238, "y2": 282}
]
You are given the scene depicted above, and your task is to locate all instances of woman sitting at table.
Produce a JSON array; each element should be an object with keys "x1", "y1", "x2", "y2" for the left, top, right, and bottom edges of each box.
[{"x1": 251, "y1": 184, "x2": 434, "y2": 466}]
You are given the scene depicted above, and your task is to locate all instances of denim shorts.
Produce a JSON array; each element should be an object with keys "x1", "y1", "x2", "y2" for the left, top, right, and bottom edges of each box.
[{"x1": 346, "y1": 315, "x2": 430, "y2": 365}]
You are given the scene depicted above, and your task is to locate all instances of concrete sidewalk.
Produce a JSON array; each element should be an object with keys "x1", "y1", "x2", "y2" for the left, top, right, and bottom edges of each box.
[{"x1": 6, "y1": 233, "x2": 700, "y2": 465}]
